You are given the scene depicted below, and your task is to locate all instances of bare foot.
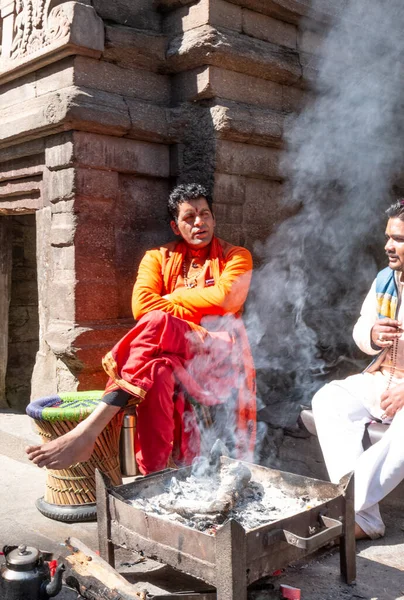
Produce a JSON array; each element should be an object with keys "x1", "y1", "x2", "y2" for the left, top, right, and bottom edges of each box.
[
  {"x1": 26, "y1": 426, "x2": 96, "y2": 469},
  {"x1": 355, "y1": 523, "x2": 370, "y2": 540}
]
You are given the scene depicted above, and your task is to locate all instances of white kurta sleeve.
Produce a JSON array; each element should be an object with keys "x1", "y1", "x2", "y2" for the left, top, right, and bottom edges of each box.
[{"x1": 352, "y1": 279, "x2": 380, "y2": 356}]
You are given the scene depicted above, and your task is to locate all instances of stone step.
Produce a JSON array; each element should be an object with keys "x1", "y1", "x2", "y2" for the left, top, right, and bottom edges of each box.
[{"x1": 167, "y1": 24, "x2": 302, "y2": 86}]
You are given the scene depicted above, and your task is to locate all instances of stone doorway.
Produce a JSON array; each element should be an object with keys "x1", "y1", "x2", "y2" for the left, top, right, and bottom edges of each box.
[{"x1": 0, "y1": 214, "x2": 39, "y2": 411}]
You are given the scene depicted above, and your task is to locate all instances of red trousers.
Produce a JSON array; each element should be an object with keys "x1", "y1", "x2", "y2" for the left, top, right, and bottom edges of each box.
[{"x1": 104, "y1": 311, "x2": 234, "y2": 475}]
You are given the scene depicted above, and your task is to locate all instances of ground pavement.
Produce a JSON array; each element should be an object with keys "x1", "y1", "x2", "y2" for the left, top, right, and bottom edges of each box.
[{"x1": 0, "y1": 409, "x2": 403, "y2": 600}]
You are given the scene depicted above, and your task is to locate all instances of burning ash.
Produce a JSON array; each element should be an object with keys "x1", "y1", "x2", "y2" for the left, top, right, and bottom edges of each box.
[{"x1": 129, "y1": 445, "x2": 321, "y2": 534}]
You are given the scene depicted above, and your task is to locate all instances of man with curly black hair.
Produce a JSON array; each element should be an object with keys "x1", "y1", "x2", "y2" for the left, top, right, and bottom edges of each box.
[{"x1": 27, "y1": 183, "x2": 256, "y2": 474}]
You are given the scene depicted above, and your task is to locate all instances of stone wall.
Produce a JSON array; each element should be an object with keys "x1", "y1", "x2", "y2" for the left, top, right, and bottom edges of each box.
[
  {"x1": 0, "y1": 0, "x2": 334, "y2": 408},
  {"x1": 6, "y1": 215, "x2": 39, "y2": 409}
]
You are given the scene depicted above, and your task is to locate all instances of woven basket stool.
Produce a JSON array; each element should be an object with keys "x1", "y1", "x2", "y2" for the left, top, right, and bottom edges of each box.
[{"x1": 26, "y1": 391, "x2": 123, "y2": 522}]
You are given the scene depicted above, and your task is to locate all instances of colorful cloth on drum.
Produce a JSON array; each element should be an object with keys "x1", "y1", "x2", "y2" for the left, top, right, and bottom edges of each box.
[{"x1": 26, "y1": 391, "x2": 104, "y2": 422}]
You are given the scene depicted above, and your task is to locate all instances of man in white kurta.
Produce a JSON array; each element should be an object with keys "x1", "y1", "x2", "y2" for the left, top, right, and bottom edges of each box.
[{"x1": 312, "y1": 200, "x2": 404, "y2": 539}]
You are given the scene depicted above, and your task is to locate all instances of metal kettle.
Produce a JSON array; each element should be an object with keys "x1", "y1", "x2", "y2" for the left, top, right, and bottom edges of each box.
[{"x1": 0, "y1": 544, "x2": 65, "y2": 600}]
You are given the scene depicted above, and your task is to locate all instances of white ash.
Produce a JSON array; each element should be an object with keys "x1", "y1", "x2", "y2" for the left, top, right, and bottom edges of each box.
[{"x1": 129, "y1": 462, "x2": 321, "y2": 533}]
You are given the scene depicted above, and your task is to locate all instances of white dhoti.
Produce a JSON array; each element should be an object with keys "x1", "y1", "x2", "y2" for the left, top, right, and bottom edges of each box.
[{"x1": 312, "y1": 371, "x2": 404, "y2": 539}]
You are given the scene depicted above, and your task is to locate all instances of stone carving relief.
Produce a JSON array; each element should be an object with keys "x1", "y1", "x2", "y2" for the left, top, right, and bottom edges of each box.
[
  {"x1": 10, "y1": 0, "x2": 70, "y2": 58},
  {"x1": 0, "y1": 0, "x2": 103, "y2": 82}
]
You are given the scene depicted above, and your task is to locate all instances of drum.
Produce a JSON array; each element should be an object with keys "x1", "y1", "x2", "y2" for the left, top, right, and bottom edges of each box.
[{"x1": 26, "y1": 391, "x2": 123, "y2": 522}]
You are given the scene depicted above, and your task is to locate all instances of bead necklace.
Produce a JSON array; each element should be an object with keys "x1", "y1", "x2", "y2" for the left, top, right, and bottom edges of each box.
[
  {"x1": 182, "y1": 258, "x2": 206, "y2": 289},
  {"x1": 386, "y1": 336, "x2": 399, "y2": 391}
]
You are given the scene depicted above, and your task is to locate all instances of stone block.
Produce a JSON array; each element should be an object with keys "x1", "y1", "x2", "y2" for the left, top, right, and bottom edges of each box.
[
  {"x1": 282, "y1": 85, "x2": 313, "y2": 114},
  {"x1": 222, "y1": 0, "x2": 337, "y2": 25},
  {"x1": 74, "y1": 213, "x2": 115, "y2": 266},
  {"x1": 92, "y1": 0, "x2": 161, "y2": 32},
  {"x1": 0, "y1": 72, "x2": 36, "y2": 108},
  {"x1": 35, "y1": 57, "x2": 75, "y2": 97},
  {"x1": 0, "y1": 139, "x2": 45, "y2": 164},
  {"x1": 52, "y1": 245, "x2": 75, "y2": 272},
  {"x1": 50, "y1": 199, "x2": 75, "y2": 215},
  {"x1": 242, "y1": 9, "x2": 297, "y2": 49},
  {"x1": 242, "y1": 224, "x2": 273, "y2": 250},
  {"x1": 76, "y1": 252, "x2": 116, "y2": 283},
  {"x1": 31, "y1": 349, "x2": 57, "y2": 399},
  {"x1": 243, "y1": 179, "x2": 284, "y2": 223},
  {"x1": 50, "y1": 212, "x2": 76, "y2": 247},
  {"x1": 73, "y1": 132, "x2": 170, "y2": 178},
  {"x1": 44, "y1": 320, "x2": 83, "y2": 362},
  {"x1": 0, "y1": 176, "x2": 41, "y2": 198},
  {"x1": 68, "y1": 2, "x2": 105, "y2": 53},
  {"x1": 103, "y1": 26, "x2": 166, "y2": 73},
  {"x1": 210, "y1": 101, "x2": 284, "y2": 147},
  {"x1": 216, "y1": 140, "x2": 282, "y2": 180},
  {"x1": 56, "y1": 358, "x2": 80, "y2": 391},
  {"x1": 0, "y1": 154, "x2": 44, "y2": 183},
  {"x1": 77, "y1": 369, "x2": 107, "y2": 391},
  {"x1": 167, "y1": 25, "x2": 301, "y2": 86},
  {"x1": 173, "y1": 66, "x2": 284, "y2": 110},
  {"x1": 164, "y1": 0, "x2": 243, "y2": 34},
  {"x1": 74, "y1": 57, "x2": 170, "y2": 105},
  {"x1": 163, "y1": 0, "x2": 209, "y2": 34},
  {"x1": 125, "y1": 99, "x2": 171, "y2": 143},
  {"x1": 297, "y1": 26, "x2": 325, "y2": 55},
  {"x1": 73, "y1": 324, "x2": 134, "y2": 384},
  {"x1": 45, "y1": 133, "x2": 74, "y2": 170},
  {"x1": 0, "y1": 197, "x2": 42, "y2": 215},
  {"x1": 0, "y1": 86, "x2": 131, "y2": 148},
  {"x1": 171, "y1": 67, "x2": 212, "y2": 103},
  {"x1": 210, "y1": 0, "x2": 243, "y2": 31},
  {"x1": 76, "y1": 168, "x2": 119, "y2": 201},
  {"x1": 48, "y1": 279, "x2": 76, "y2": 321},
  {"x1": 213, "y1": 174, "x2": 246, "y2": 206},
  {"x1": 64, "y1": 86, "x2": 132, "y2": 136},
  {"x1": 118, "y1": 175, "x2": 171, "y2": 227},
  {"x1": 214, "y1": 223, "x2": 244, "y2": 246},
  {"x1": 45, "y1": 168, "x2": 76, "y2": 205},
  {"x1": 76, "y1": 281, "x2": 119, "y2": 321},
  {"x1": 213, "y1": 203, "x2": 243, "y2": 224},
  {"x1": 0, "y1": 2, "x2": 104, "y2": 87}
]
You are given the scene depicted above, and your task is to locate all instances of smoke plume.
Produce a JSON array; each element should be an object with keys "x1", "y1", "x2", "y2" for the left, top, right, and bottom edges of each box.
[{"x1": 247, "y1": 0, "x2": 404, "y2": 429}]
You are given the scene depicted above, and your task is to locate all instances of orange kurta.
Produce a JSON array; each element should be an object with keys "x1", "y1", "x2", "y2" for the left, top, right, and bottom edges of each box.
[
  {"x1": 132, "y1": 237, "x2": 253, "y2": 325},
  {"x1": 103, "y1": 236, "x2": 256, "y2": 472}
]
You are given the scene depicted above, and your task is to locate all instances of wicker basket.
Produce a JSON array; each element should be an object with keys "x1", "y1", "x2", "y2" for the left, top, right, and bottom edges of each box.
[{"x1": 27, "y1": 392, "x2": 123, "y2": 506}]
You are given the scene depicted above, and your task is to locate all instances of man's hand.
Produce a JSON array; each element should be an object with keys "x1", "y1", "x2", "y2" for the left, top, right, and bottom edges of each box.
[
  {"x1": 380, "y1": 382, "x2": 404, "y2": 418},
  {"x1": 371, "y1": 318, "x2": 402, "y2": 347}
]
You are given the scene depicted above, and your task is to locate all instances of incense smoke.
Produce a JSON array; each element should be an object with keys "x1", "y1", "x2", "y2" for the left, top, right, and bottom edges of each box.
[{"x1": 247, "y1": 0, "x2": 404, "y2": 431}]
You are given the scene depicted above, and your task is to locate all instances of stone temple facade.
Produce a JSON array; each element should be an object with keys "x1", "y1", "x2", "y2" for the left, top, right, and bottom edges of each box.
[{"x1": 0, "y1": 0, "x2": 334, "y2": 411}]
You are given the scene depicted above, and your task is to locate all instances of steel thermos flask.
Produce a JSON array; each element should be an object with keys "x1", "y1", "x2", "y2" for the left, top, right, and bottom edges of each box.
[{"x1": 119, "y1": 414, "x2": 137, "y2": 476}]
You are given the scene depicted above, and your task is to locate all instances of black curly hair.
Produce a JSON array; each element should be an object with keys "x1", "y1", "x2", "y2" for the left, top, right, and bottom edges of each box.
[
  {"x1": 168, "y1": 183, "x2": 213, "y2": 223},
  {"x1": 386, "y1": 199, "x2": 404, "y2": 221}
]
